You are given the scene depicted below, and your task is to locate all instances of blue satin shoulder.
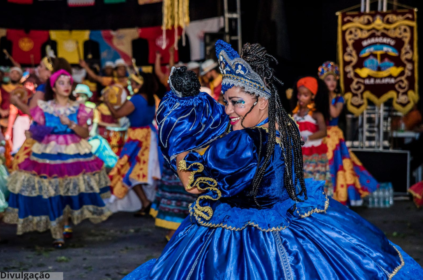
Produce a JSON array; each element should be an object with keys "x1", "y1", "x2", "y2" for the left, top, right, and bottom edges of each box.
[
  {"x1": 156, "y1": 90, "x2": 229, "y2": 171},
  {"x1": 182, "y1": 128, "x2": 328, "y2": 231}
]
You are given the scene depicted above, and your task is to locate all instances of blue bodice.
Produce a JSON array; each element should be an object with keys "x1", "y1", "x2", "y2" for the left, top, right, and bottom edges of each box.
[
  {"x1": 328, "y1": 95, "x2": 345, "y2": 126},
  {"x1": 181, "y1": 127, "x2": 327, "y2": 231},
  {"x1": 44, "y1": 110, "x2": 78, "y2": 135}
]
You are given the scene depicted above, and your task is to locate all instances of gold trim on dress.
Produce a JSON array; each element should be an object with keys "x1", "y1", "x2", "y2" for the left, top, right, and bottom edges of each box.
[
  {"x1": 388, "y1": 245, "x2": 405, "y2": 280},
  {"x1": 298, "y1": 194, "x2": 330, "y2": 218}
]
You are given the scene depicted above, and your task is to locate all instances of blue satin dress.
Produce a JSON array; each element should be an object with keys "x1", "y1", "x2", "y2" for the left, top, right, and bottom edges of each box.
[{"x1": 124, "y1": 126, "x2": 423, "y2": 279}]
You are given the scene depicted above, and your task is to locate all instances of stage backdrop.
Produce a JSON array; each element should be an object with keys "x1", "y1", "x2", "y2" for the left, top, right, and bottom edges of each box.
[{"x1": 338, "y1": 9, "x2": 419, "y2": 115}]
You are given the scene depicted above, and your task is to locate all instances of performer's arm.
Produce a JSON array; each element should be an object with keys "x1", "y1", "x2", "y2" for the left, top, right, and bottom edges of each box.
[
  {"x1": 80, "y1": 60, "x2": 104, "y2": 84},
  {"x1": 104, "y1": 98, "x2": 135, "y2": 119},
  {"x1": 308, "y1": 112, "x2": 327, "y2": 141},
  {"x1": 10, "y1": 95, "x2": 30, "y2": 115},
  {"x1": 154, "y1": 52, "x2": 169, "y2": 87},
  {"x1": 330, "y1": 101, "x2": 343, "y2": 119},
  {"x1": 60, "y1": 115, "x2": 90, "y2": 139}
]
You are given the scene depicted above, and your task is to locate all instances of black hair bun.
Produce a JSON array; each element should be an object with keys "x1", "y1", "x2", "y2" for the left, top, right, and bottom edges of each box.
[{"x1": 170, "y1": 66, "x2": 201, "y2": 97}]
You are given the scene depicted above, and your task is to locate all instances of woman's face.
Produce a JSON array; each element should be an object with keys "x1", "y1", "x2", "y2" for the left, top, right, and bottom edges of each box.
[
  {"x1": 37, "y1": 61, "x2": 52, "y2": 83},
  {"x1": 53, "y1": 76, "x2": 72, "y2": 98},
  {"x1": 297, "y1": 86, "x2": 314, "y2": 108},
  {"x1": 324, "y1": 74, "x2": 337, "y2": 93},
  {"x1": 223, "y1": 86, "x2": 267, "y2": 131}
]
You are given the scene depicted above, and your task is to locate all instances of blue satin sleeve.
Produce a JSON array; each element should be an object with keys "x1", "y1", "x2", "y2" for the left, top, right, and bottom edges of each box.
[{"x1": 184, "y1": 130, "x2": 258, "y2": 197}]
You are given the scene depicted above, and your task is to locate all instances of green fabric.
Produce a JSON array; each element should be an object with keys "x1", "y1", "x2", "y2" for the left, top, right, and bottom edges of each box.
[{"x1": 0, "y1": 165, "x2": 8, "y2": 212}]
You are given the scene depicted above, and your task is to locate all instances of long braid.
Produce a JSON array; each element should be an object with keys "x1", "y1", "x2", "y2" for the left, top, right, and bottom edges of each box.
[{"x1": 241, "y1": 43, "x2": 307, "y2": 202}]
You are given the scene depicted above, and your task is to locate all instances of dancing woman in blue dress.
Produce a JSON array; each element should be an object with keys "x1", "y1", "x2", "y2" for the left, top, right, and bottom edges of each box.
[{"x1": 124, "y1": 41, "x2": 423, "y2": 279}]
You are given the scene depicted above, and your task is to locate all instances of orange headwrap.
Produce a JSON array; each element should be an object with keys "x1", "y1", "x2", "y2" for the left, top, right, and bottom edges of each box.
[{"x1": 297, "y1": 77, "x2": 318, "y2": 95}]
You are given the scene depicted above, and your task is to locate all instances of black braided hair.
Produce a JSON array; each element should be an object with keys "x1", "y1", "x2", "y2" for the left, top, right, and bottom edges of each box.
[
  {"x1": 170, "y1": 66, "x2": 201, "y2": 97},
  {"x1": 240, "y1": 43, "x2": 307, "y2": 204}
]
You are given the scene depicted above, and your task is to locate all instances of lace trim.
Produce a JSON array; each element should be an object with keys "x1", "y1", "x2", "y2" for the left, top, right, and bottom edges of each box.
[
  {"x1": 8, "y1": 169, "x2": 111, "y2": 198},
  {"x1": 4, "y1": 205, "x2": 111, "y2": 239},
  {"x1": 298, "y1": 195, "x2": 330, "y2": 218},
  {"x1": 178, "y1": 160, "x2": 221, "y2": 221},
  {"x1": 388, "y1": 245, "x2": 405, "y2": 280},
  {"x1": 38, "y1": 100, "x2": 80, "y2": 116}
]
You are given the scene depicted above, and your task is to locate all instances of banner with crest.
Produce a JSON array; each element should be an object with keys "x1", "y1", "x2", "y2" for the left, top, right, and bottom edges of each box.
[{"x1": 338, "y1": 9, "x2": 418, "y2": 115}]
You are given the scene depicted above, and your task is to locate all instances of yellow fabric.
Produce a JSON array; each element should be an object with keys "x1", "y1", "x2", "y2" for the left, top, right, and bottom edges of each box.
[
  {"x1": 2, "y1": 84, "x2": 18, "y2": 93},
  {"x1": 109, "y1": 29, "x2": 139, "y2": 62},
  {"x1": 82, "y1": 79, "x2": 97, "y2": 93},
  {"x1": 128, "y1": 128, "x2": 151, "y2": 183},
  {"x1": 49, "y1": 31, "x2": 90, "y2": 64},
  {"x1": 326, "y1": 126, "x2": 370, "y2": 204},
  {"x1": 12, "y1": 138, "x2": 36, "y2": 171},
  {"x1": 109, "y1": 127, "x2": 152, "y2": 199}
]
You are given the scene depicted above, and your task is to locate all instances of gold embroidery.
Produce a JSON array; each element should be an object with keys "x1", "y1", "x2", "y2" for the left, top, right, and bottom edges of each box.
[
  {"x1": 299, "y1": 195, "x2": 330, "y2": 218},
  {"x1": 178, "y1": 160, "x2": 221, "y2": 221}
]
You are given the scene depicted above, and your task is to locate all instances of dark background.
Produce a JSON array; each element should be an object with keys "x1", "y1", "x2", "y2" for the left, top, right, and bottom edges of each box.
[{"x1": 0, "y1": 0, "x2": 422, "y2": 93}]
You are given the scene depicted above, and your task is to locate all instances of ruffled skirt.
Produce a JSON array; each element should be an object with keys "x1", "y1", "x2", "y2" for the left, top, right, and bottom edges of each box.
[
  {"x1": 409, "y1": 181, "x2": 423, "y2": 208},
  {"x1": 150, "y1": 164, "x2": 197, "y2": 230},
  {"x1": 123, "y1": 199, "x2": 423, "y2": 280},
  {"x1": 302, "y1": 143, "x2": 333, "y2": 194},
  {"x1": 4, "y1": 135, "x2": 111, "y2": 239},
  {"x1": 326, "y1": 126, "x2": 379, "y2": 206},
  {"x1": 106, "y1": 126, "x2": 160, "y2": 212}
]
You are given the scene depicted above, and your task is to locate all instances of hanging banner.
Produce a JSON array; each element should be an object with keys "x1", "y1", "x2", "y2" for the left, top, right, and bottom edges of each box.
[{"x1": 338, "y1": 9, "x2": 418, "y2": 115}]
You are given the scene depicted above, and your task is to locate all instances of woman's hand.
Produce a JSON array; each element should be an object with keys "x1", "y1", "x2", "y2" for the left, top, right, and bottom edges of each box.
[{"x1": 59, "y1": 115, "x2": 71, "y2": 126}]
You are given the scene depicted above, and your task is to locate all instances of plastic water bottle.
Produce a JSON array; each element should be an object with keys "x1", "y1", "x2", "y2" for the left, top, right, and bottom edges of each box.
[
  {"x1": 367, "y1": 192, "x2": 374, "y2": 208},
  {"x1": 389, "y1": 184, "x2": 394, "y2": 206},
  {"x1": 373, "y1": 189, "x2": 379, "y2": 208}
]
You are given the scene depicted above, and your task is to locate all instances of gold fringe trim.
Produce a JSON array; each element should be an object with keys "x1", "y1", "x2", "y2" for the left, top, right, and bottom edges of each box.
[
  {"x1": 8, "y1": 169, "x2": 111, "y2": 198},
  {"x1": 178, "y1": 160, "x2": 220, "y2": 221},
  {"x1": 388, "y1": 245, "x2": 405, "y2": 280},
  {"x1": 4, "y1": 205, "x2": 112, "y2": 239},
  {"x1": 298, "y1": 195, "x2": 330, "y2": 218}
]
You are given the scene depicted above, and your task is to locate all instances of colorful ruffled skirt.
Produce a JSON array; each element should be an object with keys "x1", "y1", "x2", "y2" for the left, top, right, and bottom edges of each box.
[
  {"x1": 106, "y1": 126, "x2": 161, "y2": 213},
  {"x1": 302, "y1": 141, "x2": 333, "y2": 194},
  {"x1": 150, "y1": 164, "x2": 196, "y2": 230},
  {"x1": 409, "y1": 181, "x2": 423, "y2": 208},
  {"x1": 4, "y1": 134, "x2": 111, "y2": 239},
  {"x1": 123, "y1": 180, "x2": 423, "y2": 280},
  {"x1": 326, "y1": 126, "x2": 379, "y2": 205}
]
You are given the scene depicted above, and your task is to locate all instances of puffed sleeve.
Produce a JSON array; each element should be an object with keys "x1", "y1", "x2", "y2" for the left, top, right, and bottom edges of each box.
[
  {"x1": 30, "y1": 106, "x2": 45, "y2": 125},
  {"x1": 77, "y1": 103, "x2": 94, "y2": 126},
  {"x1": 181, "y1": 129, "x2": 259, "y2": 198}
]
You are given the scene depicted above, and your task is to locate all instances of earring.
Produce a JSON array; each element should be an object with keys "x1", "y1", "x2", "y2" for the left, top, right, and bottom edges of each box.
[
  {"x1": 253, "y1": 102, "x2": 258, "y2": 106},
  {"x1": 307, "y1": 102, "x2": 315, "y2": 110}
]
